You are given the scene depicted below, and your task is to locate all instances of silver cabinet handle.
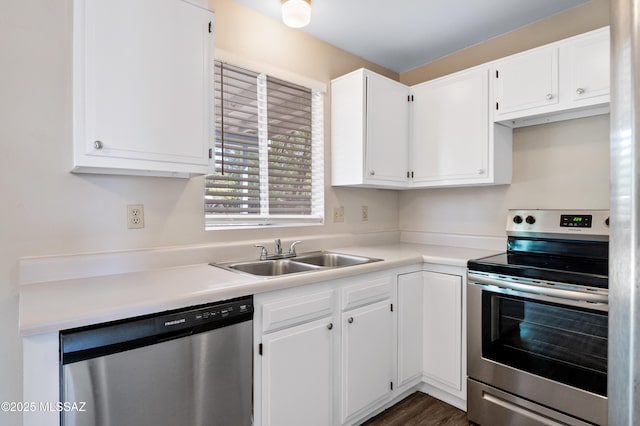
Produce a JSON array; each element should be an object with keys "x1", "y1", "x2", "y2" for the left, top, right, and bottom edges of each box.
[
  {"x1": 369, "y1": 170, "x2": 375, "y2": 176},
  {"x1": 545, "y1": 93, "x2": 553, "y2": 100},
  {"x1": 478, "y1": 169, "x2": 485, "y2": 175},
  {"x1": 327, "y1": 323, "x2": 333, "y2": 330},
  {"x1": 576, "y1": 88, "x2": 585, "y2": 95},
  {"x1": 94, "y1": 140, "x2": 104, "y2": 150},
  {"x1": 347, "y1": 317, "x2": 354, "y2": 324}
]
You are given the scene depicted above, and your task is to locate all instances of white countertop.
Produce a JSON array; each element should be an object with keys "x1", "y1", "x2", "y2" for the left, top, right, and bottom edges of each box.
[{"x1": 19, "y1": 243, "x2": 499, "y2": 336}]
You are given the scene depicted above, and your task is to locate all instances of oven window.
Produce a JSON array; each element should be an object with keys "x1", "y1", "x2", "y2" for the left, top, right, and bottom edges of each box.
[{"x1": 482, "y1": 292, "x2": 608, "y2": 396}]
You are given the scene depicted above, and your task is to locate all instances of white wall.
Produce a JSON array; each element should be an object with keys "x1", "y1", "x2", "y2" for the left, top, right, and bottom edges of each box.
[
  {"x1": 399, "y1": 114, "x2": 611, "y2": 237},
  {"x1": 0, "y1": 1, "x2": 398, "y2": 424}
]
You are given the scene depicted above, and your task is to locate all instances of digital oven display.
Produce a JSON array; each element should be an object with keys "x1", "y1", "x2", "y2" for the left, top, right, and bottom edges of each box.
[{"x1": 560, "y1": 214, "x2": 593, "y2": 228}]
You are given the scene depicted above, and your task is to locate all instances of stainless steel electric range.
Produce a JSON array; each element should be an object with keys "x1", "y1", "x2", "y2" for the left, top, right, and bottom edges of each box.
[{"x1": 467, "y1": 209, "x2": 609, "y2": 426}]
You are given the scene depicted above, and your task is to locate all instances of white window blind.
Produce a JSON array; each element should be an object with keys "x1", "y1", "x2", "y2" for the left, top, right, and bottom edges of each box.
[{"x1": 206, "y1": 61, "x2": 324, "y2": 228}]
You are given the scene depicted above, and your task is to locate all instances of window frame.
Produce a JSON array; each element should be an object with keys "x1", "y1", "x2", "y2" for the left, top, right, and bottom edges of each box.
[{"x1": 205, "y1": 61, "x2": 324, "y2": 230}]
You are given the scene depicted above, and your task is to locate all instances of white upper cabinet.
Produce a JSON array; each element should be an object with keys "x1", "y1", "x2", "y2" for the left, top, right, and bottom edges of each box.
[
  {"x1": 331, "y1": 69, "x2": 410, "y2": 188},
  {"x1": 410, "y1": 66, "x2": 512, "y2": 187},
  {"x1": 331, "y1": 68, "x2": 510, "y2": 189},
  {"x1": 561, "y1": 27, "x2": 610, "y2": 105},
  {"x1": 493, "y1": 47, "x2": 559, "y2": 117},
  {"x1": 494, "y1": 27, "x2": 609, "y2": 127},
  {"x1": 72, "y1": 0, "x2": 214, "y2": 178},
  {"x1": 330, "y1": 27, "x2": 608, "y2": 190}
]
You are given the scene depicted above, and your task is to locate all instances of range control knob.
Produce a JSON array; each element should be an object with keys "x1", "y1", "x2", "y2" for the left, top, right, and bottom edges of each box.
[
  {"x1": 513, "y1": 215, "x2": 523, "y2": 224},
  {"x1": 606, "y1": 217, "x2": 610, "y2": 227},
  {"x1": 526, "y1": 215, "x2": 536, "y2": 225}
]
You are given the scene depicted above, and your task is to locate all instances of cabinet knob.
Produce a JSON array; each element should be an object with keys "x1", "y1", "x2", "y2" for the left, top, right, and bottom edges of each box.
[
  {"x1": 369, "y1": 170, "x2": 375, "y2": 176},
  {"x1": 576, "y1": 88, "x2": 585, "y2": 95},
  {"x1": 545, "y1": 93, "x2": 553, "y2": 100},
  {"x1": 347, "y1": 317, "x2": 354, "y2": 324},
  {"x1": 327, "y1": 323, "x2": 333, "y2": 330},
  {"x1": 94, "y1": 140, "x2": 104, "y2": 150},
  {"x1": 478, "y1": 169, "x2": 485, "y2": 175}
]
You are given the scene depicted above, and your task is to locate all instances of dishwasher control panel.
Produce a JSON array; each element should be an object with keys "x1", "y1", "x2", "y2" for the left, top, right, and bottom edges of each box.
[{"x1": 156, "y1": 297, "x2": 254, "y2": 333}]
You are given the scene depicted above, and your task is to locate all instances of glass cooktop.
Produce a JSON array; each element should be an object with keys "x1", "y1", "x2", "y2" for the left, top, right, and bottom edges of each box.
[{"x1": 468, "y1": 252, "x2": 608, "y2": 289}]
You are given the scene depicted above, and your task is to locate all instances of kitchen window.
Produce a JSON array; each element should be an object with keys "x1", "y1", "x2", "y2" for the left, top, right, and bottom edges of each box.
[{"x1": 206, "y1": 61, "x2": 324, "y2": 229}]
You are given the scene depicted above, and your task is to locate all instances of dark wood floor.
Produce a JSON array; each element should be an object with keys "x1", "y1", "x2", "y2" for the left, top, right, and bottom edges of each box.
[{"x1": 361, "y1": 392, "x2": 469, "y2": 426}]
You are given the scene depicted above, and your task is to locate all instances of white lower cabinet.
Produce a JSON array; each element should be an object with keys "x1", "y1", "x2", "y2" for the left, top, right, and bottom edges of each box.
[
  {"x1": 261, "y1": 317, "x2": 335, "y2": 426},
  {"x1": 254, "y1": 272, "x2": 396, "y2": 426},
  {"x1": 397, "y1": 267, "x2": 466, "y2": 410},
  {"x1": 255, "y1": 287, "x2": 337, "y2": 426},
  {"x1": 397, "y1": 271, "x2": 424, "y2": 388},
  {"x1": 341, "y1": 300, "x2": 394, "y2": 424},
  {"x1": 422, "y1": 270, "x2": 463, "y2": 393},
  {"x1": 254, "y1": 265, "x2": 466, "y2": 425}
]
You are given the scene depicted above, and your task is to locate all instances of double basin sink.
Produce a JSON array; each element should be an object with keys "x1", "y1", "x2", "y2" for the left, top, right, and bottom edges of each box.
[{"x1": 213, "y1": 251, "x2": 382, "y2": 277}]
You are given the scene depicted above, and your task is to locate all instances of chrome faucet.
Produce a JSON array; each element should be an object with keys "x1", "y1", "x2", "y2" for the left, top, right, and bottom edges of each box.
[{"x1": 255, "y1": 239, "x2": 302, "y2": 260}]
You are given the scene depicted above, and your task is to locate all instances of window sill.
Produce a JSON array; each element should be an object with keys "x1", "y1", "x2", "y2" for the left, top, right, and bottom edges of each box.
[{"x1": 206, "y1": 220, "x2": 324, "y2": 231}]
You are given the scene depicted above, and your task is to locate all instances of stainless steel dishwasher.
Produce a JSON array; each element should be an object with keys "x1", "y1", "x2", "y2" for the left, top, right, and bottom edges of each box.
[{"x1": 60, "y1": 296, "x2": 253, "y2": 426}]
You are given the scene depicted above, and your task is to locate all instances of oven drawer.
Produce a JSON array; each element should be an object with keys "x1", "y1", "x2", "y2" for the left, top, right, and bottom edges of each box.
[{"x1": 467, "y1": 379, "x2": 596, "y2": 426}]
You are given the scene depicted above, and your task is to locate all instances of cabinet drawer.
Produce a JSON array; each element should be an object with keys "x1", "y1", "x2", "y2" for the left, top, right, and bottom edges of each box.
[
  {"x1": 261, "y1": 290, "x2": 334, "y2": 333},
  {"x1": 341, "y1": 275, "x2": 393, "y2": 311}
]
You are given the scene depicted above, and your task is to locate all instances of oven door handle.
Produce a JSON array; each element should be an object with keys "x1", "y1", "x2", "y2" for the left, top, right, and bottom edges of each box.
[{"x1": 468, "y1": 273, "x2": 608, "y2": 304}]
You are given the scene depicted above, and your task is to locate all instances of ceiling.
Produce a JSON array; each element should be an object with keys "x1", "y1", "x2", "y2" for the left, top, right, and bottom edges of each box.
[{"x1": 230, "y1": 0, "x2": 591, "y2": 73}]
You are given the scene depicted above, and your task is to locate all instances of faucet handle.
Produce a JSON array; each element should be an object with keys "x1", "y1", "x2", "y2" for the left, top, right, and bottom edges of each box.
[
  {"x1": 289, "y1": 240, "x2": 302, "y2": 256},
  {"x1": 255, "y1": 244, "x2": 268, "y2": 260}
]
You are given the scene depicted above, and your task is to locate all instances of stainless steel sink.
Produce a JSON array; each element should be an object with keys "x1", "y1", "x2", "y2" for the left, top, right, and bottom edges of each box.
[
  {"x1": 217, "y1": 259, "x2": 322, "y2": 277},
  {"x1": 211, "y1": 251, "x2": 382, "y2": 277},
  {"x1": 292, "y1": 251, "x2": 382, "y2": 268}
]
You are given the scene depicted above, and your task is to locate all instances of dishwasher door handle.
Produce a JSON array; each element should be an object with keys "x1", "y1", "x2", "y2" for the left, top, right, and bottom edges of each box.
[
  {"x1": 468, "y1": 273, "x2": 609, "y2": 304},
  {"x1": 156, "y1": 329, "x2": 195, "y2": 343}
]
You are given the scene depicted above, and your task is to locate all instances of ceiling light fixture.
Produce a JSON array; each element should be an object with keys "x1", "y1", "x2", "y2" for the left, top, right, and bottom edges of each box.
[{"x1": 281, "y1": 0, "x2": 311, "y2": 28}]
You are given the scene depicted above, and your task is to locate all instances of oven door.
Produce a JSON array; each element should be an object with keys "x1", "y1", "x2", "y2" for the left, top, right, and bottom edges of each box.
[{"x1": 467, "y1": 272, "x2": 608, "y2": 426}]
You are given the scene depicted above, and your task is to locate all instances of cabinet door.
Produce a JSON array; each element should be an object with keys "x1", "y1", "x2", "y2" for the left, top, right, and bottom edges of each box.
[
  {"x1": 423, "y1": 271, "x2": 462, "y2": 390},
  {"x1": 365, "y1": 73, "x2": 410, "y2": 185},
  {"x1": 564, "y1": 28, "x2": 610, "y2": 103},
  {"x1": 397, "y1": 272, "x2": 424, "y2": 387},
  {"x1": 341, "y1": 300, "x2": 393, "y2": 423},
  {"x1": 411, "y1": 67, "x2": 490, "y2": 185},
  {"x1": 494, "y1": 47, "x2": 559, "y2": 117},
  {"x1": 74, "y1": 0, "x2": 213, "y2": 175},
  {"x1": 261, "y1": 317, "x2": 334, "y2": 426}
]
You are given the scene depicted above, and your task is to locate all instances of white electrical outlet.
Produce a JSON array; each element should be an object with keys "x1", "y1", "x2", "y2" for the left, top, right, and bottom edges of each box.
[
  {"x1": 361, "y1": 205, "x2": 369, "y2": 221},
  {"x1": 127, "y1": 204, "x2": 144, "y2": 229},
  {"x1": 333, "y1": 206, "x2": 344, "y2": 223}
]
